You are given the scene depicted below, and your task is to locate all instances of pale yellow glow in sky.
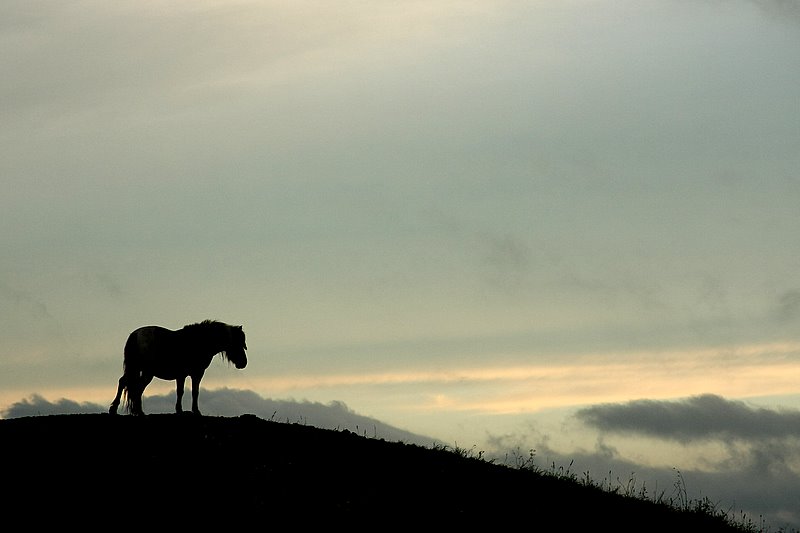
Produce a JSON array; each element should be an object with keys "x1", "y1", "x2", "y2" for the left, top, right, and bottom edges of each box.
[
  {"x1": 5, "y1": 341, "x2": 798, "y2": 426},
  {"x1": 214, "y1": 341, "x2": 800, "y2": 415}
]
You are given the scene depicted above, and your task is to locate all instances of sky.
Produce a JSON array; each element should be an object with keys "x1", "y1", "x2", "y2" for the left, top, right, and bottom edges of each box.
[{"x1": 2, "y1": 0, "x2": 799, "y2": 528}]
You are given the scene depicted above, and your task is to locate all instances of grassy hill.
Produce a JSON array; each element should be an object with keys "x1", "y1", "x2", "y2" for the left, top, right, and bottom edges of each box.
[{"x1": 0, "y1": 414, "x2": 757, "y2": 530}]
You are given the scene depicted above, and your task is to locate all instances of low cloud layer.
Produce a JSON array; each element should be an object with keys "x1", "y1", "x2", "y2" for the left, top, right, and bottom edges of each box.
[
  {"x1": 566, "y1": 394, "x2": 800, "y2": 529},
  {"x1": 575, "y1": 394, "x2": 800, "y2": 442},
  {"x1": 1, "y1": 388, "x2": 439, "y2": 447},
  {"x1": 495, "y1": 439, "x2": 800, "y2": 531},
  {"x1": 480, "y1": 394, "x2": 800, "y2": 530}
]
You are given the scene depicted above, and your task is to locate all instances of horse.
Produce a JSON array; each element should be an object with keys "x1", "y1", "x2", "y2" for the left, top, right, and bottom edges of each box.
[{"x1": 109, "y1": 320, "x2": 247, "y2": 416}]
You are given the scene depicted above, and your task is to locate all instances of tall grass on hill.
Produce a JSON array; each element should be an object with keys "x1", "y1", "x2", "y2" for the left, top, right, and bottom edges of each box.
[{"x1": 437, "y1": 444, "x2": 786, "y2": 533}]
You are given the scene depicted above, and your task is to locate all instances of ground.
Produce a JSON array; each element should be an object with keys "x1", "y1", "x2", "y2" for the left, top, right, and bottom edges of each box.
[{"x1": 0, "y1": 413, "x2": 747, "y2": 530}]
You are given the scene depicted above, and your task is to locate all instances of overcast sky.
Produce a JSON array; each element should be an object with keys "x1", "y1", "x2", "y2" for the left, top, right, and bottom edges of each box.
[{"x1": 2, "y1": 1, "x2": 799, "y2": 529}]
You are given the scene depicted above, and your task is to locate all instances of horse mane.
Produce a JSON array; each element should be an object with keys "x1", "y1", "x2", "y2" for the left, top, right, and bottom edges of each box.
[
  {"x1": 184, "y1": 319, "x2": 227, "y2": 332},
  {"x1": 185, "y1": 319, "x2": 226, "y2": 328},
  {"x1": 182, "y1": 320, "x2": 242, "y2": 363}
]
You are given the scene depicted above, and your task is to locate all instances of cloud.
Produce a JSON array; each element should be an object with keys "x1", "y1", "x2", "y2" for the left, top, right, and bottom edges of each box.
[
  {"x1": 486, "y1": 396, "x2": 800, "y2": 531},
  {"x1": 0, "y1": 282, "x2": 53, "y2": 320},
  {"x1": 523, "y1": 442, "x2": 800, "y2": 530},
  {"x1": 477, "y1": 232, "x2": 532, "y2": 295},
  {"x1": 575, "y1": 394, "x2": 800, "y2": 442},
  {"x1": 774, "y1": 289, "x2": 800, "y2": 322},
  {"x1": 0, "y1": 282, "x2": 70, "y2": 358},
  {"x1": 750, "y1": 0, "x2": 800, "y2": 25},
  {"x1": 2, "y1": 393, "x2": 102, "y2": 416},
  {"x1": 568, "y1": 394, "x2": 800, "y2": 527},
  {"x1": 0, "y1": 388, "x2": 439, "y2": 447}
]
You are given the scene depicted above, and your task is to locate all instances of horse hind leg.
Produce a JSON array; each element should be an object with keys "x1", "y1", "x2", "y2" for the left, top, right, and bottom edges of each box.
[
  {"x1": 109, "y1": 375, "x2": 127, "y2": 415},
  {"x1": 128, "y1": 374, "x2": 153, "y2": 416}
]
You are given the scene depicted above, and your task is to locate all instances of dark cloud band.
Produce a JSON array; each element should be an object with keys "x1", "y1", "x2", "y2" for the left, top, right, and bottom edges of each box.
[{"x1": 576, "y1": 394, "x2": 800, "y2": 442}]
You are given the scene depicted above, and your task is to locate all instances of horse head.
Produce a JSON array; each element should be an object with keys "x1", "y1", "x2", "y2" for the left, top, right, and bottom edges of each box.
[{"x1": 228, "y1": 325, "x2": 248, "y2": 369}]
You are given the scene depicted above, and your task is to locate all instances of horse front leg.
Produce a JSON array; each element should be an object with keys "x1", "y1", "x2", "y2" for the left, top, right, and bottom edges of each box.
[
  {"x1": 175, "y1": 377, "x2": 186, "y2": 414},
  {"x1": 190, "y1": 371, "x2": 205, "y2": 415}
]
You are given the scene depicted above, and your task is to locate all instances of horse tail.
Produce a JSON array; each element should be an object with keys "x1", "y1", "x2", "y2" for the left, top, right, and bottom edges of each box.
[{"x1": 121, "y1": 331, "x2": 139, "y2": 413}]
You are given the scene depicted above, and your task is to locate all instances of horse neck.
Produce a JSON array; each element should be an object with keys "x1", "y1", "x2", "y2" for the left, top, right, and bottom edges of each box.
[
  {"x1": 204, "y1": 333, "x2": 229, "y2": 358},
  {"x1": 185, "y1": 324, "x2": 229, "y2": 358}
]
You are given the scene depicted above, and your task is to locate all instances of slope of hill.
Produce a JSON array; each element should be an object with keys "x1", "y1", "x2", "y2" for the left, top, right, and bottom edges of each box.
[{"x1": 0, "y1": 414, "x2": 752, "y2": 530}]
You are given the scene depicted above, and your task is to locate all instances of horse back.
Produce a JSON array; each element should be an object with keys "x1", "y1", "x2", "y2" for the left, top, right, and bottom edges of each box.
[{"x1": 124, "y1": 326, "x2": 177, "y2": 374}]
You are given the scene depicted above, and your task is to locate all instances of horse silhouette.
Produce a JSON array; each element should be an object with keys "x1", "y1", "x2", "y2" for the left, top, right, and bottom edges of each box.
[{"x1": 109, "y1": 320, "x2": 247, "y2": 416}]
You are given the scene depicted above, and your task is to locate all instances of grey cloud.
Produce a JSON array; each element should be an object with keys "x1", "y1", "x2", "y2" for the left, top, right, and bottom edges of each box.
[
  {"x1": 0, "y1": 388, "x2": 439, "y2": 447},
  {"x1": 2, "y1": 394, "x2": 102, "y2": 416},
  {"x1": 538, "y1": 444, "x2": 800, "y2": 530},
  {"x1": 485, "y1": 414, "x2": 800, "y2": 531},
  {"x1": 751, "y1": 0, "x2": 800, "y2": 24},
  {"x1": 82, "y1": 272, "x2": 125, "y2": 300},
  {"x1": 575, "y1": 394, "x2": 800, "y2": 442},
  {"x1": 478, "y1": 232, "x2": 532, "y2": 295},
  {"x1": 774, "y1": 289, "x2": 800, "y2": 322},
  {"x1": 423, "y1": 210, "x2": 538, "y2": 297},
  {"x1": 0, "y1": 282, "x2": 53, "y2": 320},
  {"x1": 0, "y1": 282, "x2": 67, "y2": 351}
]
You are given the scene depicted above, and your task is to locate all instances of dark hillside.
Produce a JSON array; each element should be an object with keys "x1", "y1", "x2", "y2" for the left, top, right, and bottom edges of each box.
[{"x1": 0, "y1": 414, "x2": 748, "y2": 530}]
